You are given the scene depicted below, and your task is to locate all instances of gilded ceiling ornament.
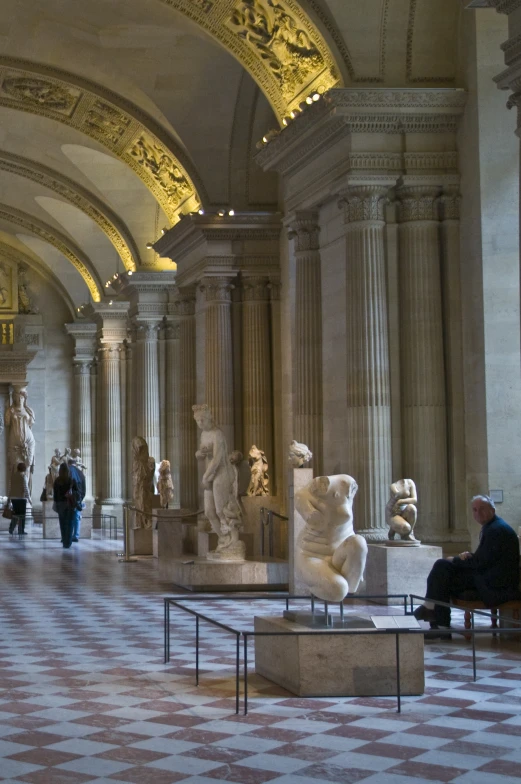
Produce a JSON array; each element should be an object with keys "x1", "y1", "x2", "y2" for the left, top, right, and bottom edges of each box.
[
  {"x1": 228, "y1": 0, "x2": 324, "y2": 99},
  {"x1": 84, "y1": 100, "x2": 131, "y2": 144},
  {"x1": 2, "y1": 76, "x2": 79, "y2": 114},
  {"x1": 130, "y1": 135, "x2": 192, "y2": 206}
]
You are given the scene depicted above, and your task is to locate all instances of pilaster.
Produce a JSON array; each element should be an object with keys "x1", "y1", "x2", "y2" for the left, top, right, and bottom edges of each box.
[{"x1": 176, "y1": 289, "x2": 198, "y2": 510}]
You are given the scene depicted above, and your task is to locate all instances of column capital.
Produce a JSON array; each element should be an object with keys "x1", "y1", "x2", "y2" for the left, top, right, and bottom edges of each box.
[
  {"x1": 199, "y1": 276, "x2": 234, "y2": 303},
  {"x1": 396, "y1": 185, "x2": 441, "y2": 223},
  {"x1": 135, "y1": 321, "x2": 161, "y2": 341},
  {"x1": 269, "y1": 278, "x2": 282, "y2": 302},
  {"x1": 173, "y1": 286, "x2": 196, "y2": 317},
  {"x1": 286, "y1": 211, "x2": 320, "y2": 251},
  {"x1": 338, "y1": 185, "x2": 390, "y2": 224},
  {"x1": 439, "y1": 187, "x2": 461, "y2": 221},
  {"x1": 73, "y1": 362, "x2": 92, "y2": 376},
  {"x1": 97, "y1": 344, "x2": 121, "y2": 360},
  {"x1": 241, "y1": 277, "x2": 271, "y2": 302},
  {"x1": 164, "y1": 322, "x2": 180, "y2": 340}
]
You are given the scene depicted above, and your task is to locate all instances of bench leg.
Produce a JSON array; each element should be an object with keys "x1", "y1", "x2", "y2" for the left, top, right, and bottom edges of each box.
[{"x1": 464, "y1": 610, "x2": 472, "y2": 641}]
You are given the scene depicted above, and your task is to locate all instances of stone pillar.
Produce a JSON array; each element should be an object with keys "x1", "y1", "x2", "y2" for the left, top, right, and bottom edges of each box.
[
  {"x1": 397, "y1": 184, "x2": 449, "y2": 541},
  {"x1": 270, "y1": 279, "x2": 282, "y2": 498},
  {"x1": 178, "y1": 291, "x2": 198, "y2": 510},
  {"x1": 242, "y1": 276, "x2": 273, "y2": 468},
  {"x1": 158, "y1": 323, "x2": 167, "y2": 460},
  {"x1": 339, "y1": 185, "x2": 392, "y2": 540},
  {"x1": 288, "y1": 212, "x2": 323, "y2": 474},
  {"x1": 119, "y1": 344, "x2": 128, "y2": 501},
  {"x1": 134, "y1": 322, "x2": 161, "y2": 461},
  {"x1": 90, "y1": 362, "x2": 98, "y2": 501},
  {"x1": 125, "y1": 339, "x2": 134, "y2": 499},
  {"x1": 73, "y1": 362, "x2": 93, "y2": 500},
  {"x1": 200, "y1": 276, "x2": 235, "y2": 447},
  {"x1": 165, "y1": 321, "x2": 180, "y2": 506},
  {"x1": 97, "y1": 344, "x2": 123, "y2": 504}
]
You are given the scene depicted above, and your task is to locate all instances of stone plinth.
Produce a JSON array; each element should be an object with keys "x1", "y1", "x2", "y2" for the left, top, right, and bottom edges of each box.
[
  {"x1": 289, "y1": 468, "x2": 313, "y2": 595},
  {"x1": 159, "y1": 556, "x2": 288, "y2": 591},
  {"x1": 254, "y1": 615, "x2": 424, "y2": 697},
  {"x1": 128, "y1": 526, "x2": 153, "y2": 555},
  {"x1": 92, "y1": 503, "x2": 123, "y2": 530},
  {"x1": 152, "y1": 509, "x2": 198, "y2": 574},
  {"x1": 364, "y1": 543, "x2": 443, "y2": 604},
  {"x1": 42, "y1": 500, "x2": 60, "y2": 539}
]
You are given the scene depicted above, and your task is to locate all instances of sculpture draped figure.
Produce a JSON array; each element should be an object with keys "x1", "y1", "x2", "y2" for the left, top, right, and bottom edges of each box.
[
  {"x1": 157, "y1": 459, "x2": 174, "y2": 509},
  {"x1": 131, "y1": 436, "x2": 155, "y2": 529},
  {"x1": 385, "y1": 478, "x2": 418, "y2": 543},
  {"x1": 5, "y1": 385, "x2": 35, "y2": 501}
]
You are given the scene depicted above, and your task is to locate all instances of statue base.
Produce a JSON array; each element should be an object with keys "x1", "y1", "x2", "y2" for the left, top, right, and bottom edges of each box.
[
  {"x1": 283, "y1": 611, "x2": 375, "y2": 629},
  {"x1": 386, "y1": 539, "x2": 422, "y2": 547},
  {"x1": 254, "y1": 615, "x2": 424, "y2": 697},
  {"x1": 364, "y1": 543, "x2": 443, "y2": 604},
  {"x1": 206, "y1": 542, "x2": 246, "y2": 561},
  {"x1": 158, "y1": 555, "x2": 288, "y2": 591}
]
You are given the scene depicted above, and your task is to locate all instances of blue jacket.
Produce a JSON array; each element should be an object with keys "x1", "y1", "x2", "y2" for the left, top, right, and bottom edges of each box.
[
  {"x1": 68, "y1": 464, "x2": 86, "y2": 503},
  {"x1": 453, "y1": 515, "x2": 520, "y2": 605}
]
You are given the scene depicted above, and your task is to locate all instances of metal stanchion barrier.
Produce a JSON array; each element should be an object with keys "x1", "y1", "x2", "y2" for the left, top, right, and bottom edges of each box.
[{"x1": 118, "y1": 504, "x2": 137, "y2": 563}]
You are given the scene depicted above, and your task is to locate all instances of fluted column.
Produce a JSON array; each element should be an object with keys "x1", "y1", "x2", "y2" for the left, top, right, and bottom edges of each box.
[
  {"x1": 90, "y1": 361, "x2": 98, "y2": 500},
  {"x1": 158, "y1": 323, "x2": 167, "y2": 460},
  {"x1": 125, "y1": 338, "x2": 134, "y2": 500},
  {"x1": 200, "y1": 276, "x2": 235, "y2": 447},
  {"x1": 134, "y1": 322, "x2": 161, "y2": 461},
  {"x1": 98, "y1": 344, "x2": 123, "y2": 504},
  {"x1": 165, "y1": 321, "x2": 180, "y2": 506},
  {"x1": 119, "y1": 343, "x2": 128, "y2": 501},
  {"x1": 242, "y1": 277, "x2": 273, "y2": 467},
  {"x1": 340, "y1": 186, "x2": 392, "y2": 539},
  {"x1": 289, "y1": 212, "x2": 323, "y2": 473},
  {"x1": 73, "y1": 362, "x2": 93, "y2": 500},
  {"x1": 178, "y1": 291, "x2": 198, "y2": 509},
  {"x1": 397, "y1": 185, "x2": 449, "y2": 540}
]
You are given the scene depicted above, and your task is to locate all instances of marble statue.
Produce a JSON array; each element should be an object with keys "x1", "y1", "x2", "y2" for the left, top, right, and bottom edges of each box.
[
  {"x1": 193, "y1": 403, "x2": 244, "y2": 559},
  {"x1": 207, "y1": 495, "x2": 246, "y2": 561},
  {"x1": 289, "y1": 439, "x2": 312, "y2": 468},
  {"x1": 17, "y1": 265, "x2": 39, "y2": 314},
  {"x1": 386, "y1": 479, "x2": 419, "y2": 544},
  {"x1": 131, "y1": 436, "x2": 155, "y2": 529},
  {"x1": 247, "y1": 445, "x2": 269, "y2": 496},
  {"x1": 148, "y1": 457, "x2": 160, "y2": 495},
  {"x1": 44, "y1": 448, "x2": 64, "y2": 499},
  {"x1": 295, "y1": 474, "x2": 368, "y2": 602},
  {"x1": 5, "y1": 384, "x2": 35, "y2": 500},
  {"x1": 70, "y1": 447, "x2": 87, "y2": 472},
  {"x1": 157, "y1": 459, "x2": 174, "y2": 508}
]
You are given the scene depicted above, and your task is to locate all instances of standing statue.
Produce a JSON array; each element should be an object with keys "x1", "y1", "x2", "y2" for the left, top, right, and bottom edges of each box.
[
  {"x1": 386, "y1": 479, "x2": 419, "y2": 544},
  {"x1": 289, "y1": 440, "x2": 312, "y2": 468},
  {"x1": 148, "y1": 457, "x2": 160, "y2": 495},
  {"x1": 5, "y1": 385, "x2": 35, "y2": 500},
  {"x1": 193, "y1": 404, "x2": 244, "y2": 558},
  {"x1": 295, "y1": 475, "x2": 368, "y2": 602},
  {"x1": 70, "y1": 447, "x2": 87, "y2": 472},
  {"x1": 209, "y1": 495, "x2": 246, "y2": 561},
  {"x1": 157, "y1": 460, "x2": 174, "y2": 508},
  {"x1": 44, "y1": 448, "x2": 64, "y2": 500},
  {"x1": 131, "y1": 437, "x2": 155, "y2": 529},
  {"x1": 17, "y1": 265, "x2": 38, "y2": 314},
  {"x1": 247, "y1": 445, "x2": 269, "y2": 496}
]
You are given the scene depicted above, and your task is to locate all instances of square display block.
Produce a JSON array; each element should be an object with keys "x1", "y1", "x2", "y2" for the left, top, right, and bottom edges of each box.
[{"x1": 363, "y1": 543, "x2": 443, "y2": 605}]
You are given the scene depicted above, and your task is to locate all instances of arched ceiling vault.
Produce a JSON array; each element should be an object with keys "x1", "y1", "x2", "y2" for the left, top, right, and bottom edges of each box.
[
  {"x1": 0, "y1": 204, "x2": 102, "y2": 302},
  {"x1": 153, "y1": 0, "x2": 342, "y2": 121},
  {"x1": 0, "y1": 151, "x2": 140, "y2": 272},
  {"x1": 0, "y1": 241, "x2": 76, "y2": 319},
  {"x1": 0, "y1": 57, "x2": 207, "y2": 223}
]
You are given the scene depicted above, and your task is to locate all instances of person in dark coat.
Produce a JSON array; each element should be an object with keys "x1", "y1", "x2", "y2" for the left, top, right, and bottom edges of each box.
[
  {"x1": 414, "y1": 495, "x2": 520, "y2": 633},
  {"x1": 67, "y1": 457, "x2": 86, "y2": 542},
  {"x1": 53, "y1": 463, "x2": 79, "y2": 549}
]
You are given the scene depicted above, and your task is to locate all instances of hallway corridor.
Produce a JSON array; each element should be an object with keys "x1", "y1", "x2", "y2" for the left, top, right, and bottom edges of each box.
[{"x1": 0, "y1": 530, "x2": 520, "y2": 784}]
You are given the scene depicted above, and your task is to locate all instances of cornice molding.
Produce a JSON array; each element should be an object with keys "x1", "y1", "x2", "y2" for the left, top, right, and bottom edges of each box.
[
  {"x1": 0, "y1": 150, "x2": 140, "y2": 271},
  {"x1": 0, "y1": 203, "x2": 102, "y2": 302}
]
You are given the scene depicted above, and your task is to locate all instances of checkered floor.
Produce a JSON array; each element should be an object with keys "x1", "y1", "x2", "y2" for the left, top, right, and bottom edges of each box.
[{"x1": 0, "y1": 524, "x2": 520, "y2": 784}]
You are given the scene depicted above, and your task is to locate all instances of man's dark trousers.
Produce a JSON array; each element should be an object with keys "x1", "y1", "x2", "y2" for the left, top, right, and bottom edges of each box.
[{"x1": 427, "y1": 560, "x2": 477, "y2": 626}]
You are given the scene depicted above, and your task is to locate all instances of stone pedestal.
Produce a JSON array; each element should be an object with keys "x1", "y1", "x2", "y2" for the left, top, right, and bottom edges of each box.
[
  {"x1": 364, "y1": 543, "x2": 443, "y2": 604},
  {"x1": 92, "y1": 503, "x2": 123, "y2": 530},
  {"x1": 254, "y1": 615, "x2": 424, "y2": 697},
  {"x1": 153, "y1": 508, "x2": 198, "y2": 573},
  {"x1": 128, "y1": 526, "x2": 153, "y2": 556},
  {"x1": 289, "y1": 468, "x2": 313, "y2": 595},
  {"x1": 42, "y1": 501, "x2": 60, "y2": 539},
  {"x1": 159, "y1": 557, "x2": 288, "y2": 591}
]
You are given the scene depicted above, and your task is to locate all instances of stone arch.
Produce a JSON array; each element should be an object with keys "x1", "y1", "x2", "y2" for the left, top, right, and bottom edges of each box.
[
  {"x1": 0, "y1": 150, "x2": 140, "y2": 272},
  {"x1": 0, "y1": 57, "x2": 207, "y2": 223},
  {"x1": 0, "y1": 204, "x2": 103, "y2": 302},
  {"x1": 154, "y1": 0, "x2": 342, "y2": 121},
  {"x1": 0, "y1": 242, "x2": 76, "y2": 319}
]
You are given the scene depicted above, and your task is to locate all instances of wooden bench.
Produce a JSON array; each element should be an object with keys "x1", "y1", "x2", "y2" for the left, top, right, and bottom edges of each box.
[{"x1": 451, "y1": 598, "x2": 521, "y2": 640}]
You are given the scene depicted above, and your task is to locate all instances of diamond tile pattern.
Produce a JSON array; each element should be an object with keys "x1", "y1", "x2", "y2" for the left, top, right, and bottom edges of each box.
[{"x1": 0, "y1": 528, "x2": 520, "y2": 783}]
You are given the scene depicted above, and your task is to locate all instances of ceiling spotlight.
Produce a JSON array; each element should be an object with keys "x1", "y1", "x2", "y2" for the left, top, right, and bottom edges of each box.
[
  {"x1": 262, "y1": 136, "x2": 268, "y2": 144},
  {"x1": 161, "y1": 227, "x2": 168, "y2": 235},
  {"x1": 113, "y1": 273, "x2": 118, "y2": 279},
  {"x1": 198, "y1": 209, "x2": 205, "y2": 215},
  {"x1": 109, "y1": 300, "x2": 113, "y2": 305},
  {"x1": 306, "y1": 96, "x2": 313, "y2": 105},
  {"x1": 128, "y1": 270, "x2": 133, "y2": 276},
  {"x1": 228, "y1": 209, "x2": 235, "y2": 216},
  {"x1": 105, "y1": 282, "x2": 110, "y2": 288},
  {"x1": 218, "y1": 210, "x2": 225, "y2": 217},
  {"x1": 312, "y1": 93, "x2": 320, "y2": 102},
  {"x1": 290, "y1": 110, "x2": 297, "y2": 119},
  {"x1": 77, "y1": 307, "x2": 81, "y2": 313},
  {"x1": 282, "y1": 118, "x2": 288, "y2": 126},
  {"x1": 146, "y1": 242, "x2": 153, "y2": 249}
]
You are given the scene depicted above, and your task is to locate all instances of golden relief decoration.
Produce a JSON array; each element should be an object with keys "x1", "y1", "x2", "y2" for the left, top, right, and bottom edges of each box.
[
  {"x1": 0, "y1": 59, "x2": 203, "y2": 223},
  {"x1": 130, "y1": 134, "x2": 193, "y2": 205},
  {"x1": 0, "y1": 262, "x2": 14, "y2": 310},
  {"x1": 1, "y1": 76, "x2": 80, "y2": 115},
  {"x1": 228, "y1": 0, "x2": 324, "y2": 99}
]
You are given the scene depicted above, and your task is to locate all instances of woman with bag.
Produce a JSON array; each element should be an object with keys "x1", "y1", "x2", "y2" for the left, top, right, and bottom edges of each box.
[
  {"x1": 8, "y1": 461, "x2": 30, "y2": 535},
  {"x1": 53, "y1": 463, "x2": 79, "y2": 549}
]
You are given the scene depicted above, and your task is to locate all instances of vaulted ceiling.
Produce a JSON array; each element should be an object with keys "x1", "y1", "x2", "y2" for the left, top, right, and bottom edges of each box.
[{"x1": 0, "y1": 0, "x2": 461, "y2": 310}]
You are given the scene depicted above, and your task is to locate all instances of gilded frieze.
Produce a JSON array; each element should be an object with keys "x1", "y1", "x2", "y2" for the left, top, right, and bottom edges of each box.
[
  {"x1": 84, "y1": 100, "x2": 131, "y2": 145},
  {"x1": 130, "y1": 135, "x2": 193, "y2": 205},
  {"x1": 1, "y1": 75, "x2": 81, "y2": 115}
]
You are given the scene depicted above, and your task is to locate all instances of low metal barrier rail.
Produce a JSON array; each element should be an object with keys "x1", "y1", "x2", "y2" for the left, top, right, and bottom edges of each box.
[{"x1": 259, "y1": 508, "x2": 289, "y2": 557}]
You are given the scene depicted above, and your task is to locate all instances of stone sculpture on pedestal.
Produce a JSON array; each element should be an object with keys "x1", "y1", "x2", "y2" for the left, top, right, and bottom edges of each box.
[
  {"x1": 70, "y1": 448, "x2": 87, "y2": 472},
  {"x1": 295, "y1": 474, "x2": 368, "y2": 602},
  {"x1": 386, "y1": 479, "x2": 419, "y2": 545},
  {"x1": 6, "y1": 384, "x2": 35, "y2": 500},
  {"x1": 193, "y1": 404, "x2": 245, "y2": 560},
  {"x1": 131, "y1": 436, "x2": 155, "y2": 529},
  {"x1": 44, "y1": 448, "x2": 63, "y2": 499},
  {"x1": 289, "y1": 440, "x2": 312, "y2": 468},
  {"x1": 157, "y1": 460, "x2": 174, "y2": 508},
  {"x1": 247, "y1": 445, "x2": 269, "y2": 496}
]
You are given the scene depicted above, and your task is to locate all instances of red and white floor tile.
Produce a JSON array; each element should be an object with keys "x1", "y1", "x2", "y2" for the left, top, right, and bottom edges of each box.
[{"x1": 0, "y1": 525, "x2": 520, "y2": 783}]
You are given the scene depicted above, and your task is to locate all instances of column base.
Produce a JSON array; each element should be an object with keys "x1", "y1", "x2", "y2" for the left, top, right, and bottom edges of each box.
[{"x1": 92, "y1": 502, "x2": 123, "y2": 530}]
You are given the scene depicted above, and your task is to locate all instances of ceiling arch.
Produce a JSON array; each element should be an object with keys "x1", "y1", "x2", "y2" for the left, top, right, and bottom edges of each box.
[
  {"x1": 0, "y1": 150, "x2": 140, "y2": 271},
  {"x1": 153, "y1": 0, "x2": 342, "y2": 121},
  {"x1": 0, "y1": 57, "x2": 206, "y2": 222},
  {"x1": 0, "y1": 241, "x2": 76, "y2": 319},
  {"x1": 0, "y1": 204, "x2": 102, "y2": 302}
]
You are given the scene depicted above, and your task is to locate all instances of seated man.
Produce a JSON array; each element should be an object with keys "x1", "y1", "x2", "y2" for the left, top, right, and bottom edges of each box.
[{"x1": 414, "y1": 495, "x2": 520, "y2": 635}]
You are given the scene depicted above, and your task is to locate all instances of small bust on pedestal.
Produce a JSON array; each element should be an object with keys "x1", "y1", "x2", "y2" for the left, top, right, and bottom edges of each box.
[
  {"x1": 385, "y1": 478, "x2": 420, "y2": 546},
  {"x1": 288, "y1": 440, "x2": 312, "y2": 468}
]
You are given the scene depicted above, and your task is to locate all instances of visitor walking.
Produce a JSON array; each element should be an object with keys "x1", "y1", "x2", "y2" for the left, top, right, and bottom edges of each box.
[{"x1": 53, "y1": 463, "x2": 79, "y2": 549}]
